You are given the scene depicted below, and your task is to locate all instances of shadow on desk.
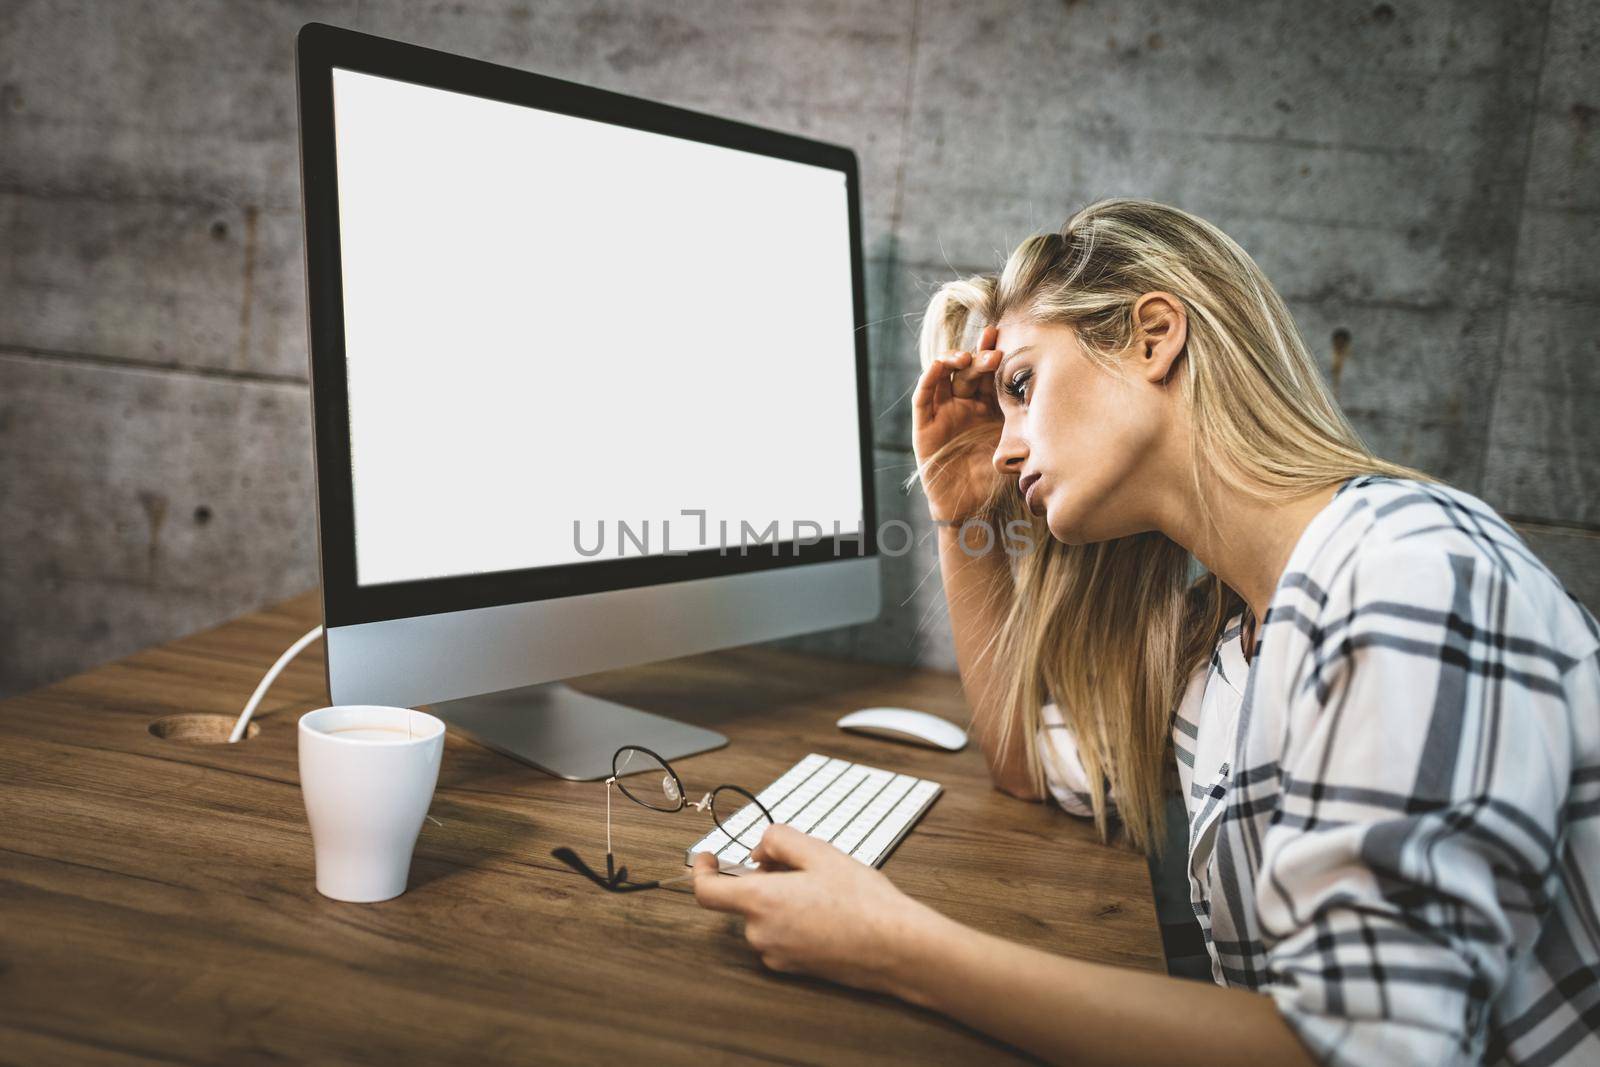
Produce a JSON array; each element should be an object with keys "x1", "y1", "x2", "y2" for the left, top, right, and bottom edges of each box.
[{"x1": 0, "y1": 590, "x2": 1167, "y2": 1066}]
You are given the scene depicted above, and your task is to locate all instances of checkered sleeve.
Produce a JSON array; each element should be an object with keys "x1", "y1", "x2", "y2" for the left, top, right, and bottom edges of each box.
[
  {"x1": 1038, "y1": 701, "x2": 1108, "y2": 818},
  {"x1": 1255, "y1": 543, "x2": 1574, "y2": 1067}
]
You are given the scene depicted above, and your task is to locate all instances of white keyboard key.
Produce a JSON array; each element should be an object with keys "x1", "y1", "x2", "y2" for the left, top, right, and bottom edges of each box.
[
  {"x1": 852, "y1": 780, "x2": 940, "y2": 866},
  {"x1": 682, "y1": 756, "x2": 939, "y2": 870},
  {"x1": 691, "y1": 828, "x2": 730, "y2": 854},
  {"x1": 754, "y1": 754, "x2": 828, "y2": 802},
  {"x1": 809, "y1": 772, "x2": 891, "y2": 843},
  {"x1": 769, "y1": 759, "x2": 849, "y2": 823},
  {"x1": 791, "y1": 766, "x2": 869, "y2": 834},
  {"x1": 717, "y1": 805, "x2": 765, "y2": 838},
  {"x1": 832, "y1": 774, "x2": 917, "y2": 854}
]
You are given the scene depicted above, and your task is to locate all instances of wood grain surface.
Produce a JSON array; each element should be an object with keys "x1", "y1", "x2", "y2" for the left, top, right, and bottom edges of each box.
[{"x1": 0, "y1": 591, "x2": 1164, "y2": 1065}]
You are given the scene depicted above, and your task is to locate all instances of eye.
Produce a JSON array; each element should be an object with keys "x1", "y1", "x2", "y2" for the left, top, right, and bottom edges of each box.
[{"x1": 1001, "y1": 367, "x2": 1033, "y2": 402}]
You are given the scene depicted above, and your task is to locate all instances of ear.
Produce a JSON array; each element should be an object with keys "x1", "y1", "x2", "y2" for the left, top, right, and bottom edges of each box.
[{"x1": 1132, "y1": 292, "x2": 1187, "y2": 385}]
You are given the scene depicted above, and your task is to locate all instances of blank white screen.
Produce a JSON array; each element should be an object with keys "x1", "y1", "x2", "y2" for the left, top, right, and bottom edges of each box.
[{"x1": 330, "y1": 69, "x2": 864, "y2": 587}]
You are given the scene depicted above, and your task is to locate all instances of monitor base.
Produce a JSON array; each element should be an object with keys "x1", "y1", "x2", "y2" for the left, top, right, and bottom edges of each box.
[{"x1": 428, "y1": 682, "x2": 727, "y2": 781}]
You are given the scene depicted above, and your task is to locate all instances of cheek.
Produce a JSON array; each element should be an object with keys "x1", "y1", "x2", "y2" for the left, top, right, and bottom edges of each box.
[
  {"x1": 1035, "y1": 375, "x2": 1140, "y2": 470},
  {"x1": 1028, "y1": 380, "x2": 1077, "y2": 457}
]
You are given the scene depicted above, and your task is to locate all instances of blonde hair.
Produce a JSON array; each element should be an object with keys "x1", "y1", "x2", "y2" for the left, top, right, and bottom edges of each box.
[{"x1": 910, "y1": 198, "x2": 1436, "y2": 855}]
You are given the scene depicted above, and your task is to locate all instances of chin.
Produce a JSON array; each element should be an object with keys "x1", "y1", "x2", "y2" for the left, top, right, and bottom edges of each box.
[
  {"x1": 1043, "y1": 502, "x2": 1088, "y2": 545},
  {"x1": 1045, "y1": 497, "x2": 1119, "y2": 546}
]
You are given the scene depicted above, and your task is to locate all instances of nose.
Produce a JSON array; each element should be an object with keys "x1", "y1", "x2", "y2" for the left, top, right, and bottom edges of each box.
[{"x1": 992, "y1": 417, "x2": 1028, "y2": 478}]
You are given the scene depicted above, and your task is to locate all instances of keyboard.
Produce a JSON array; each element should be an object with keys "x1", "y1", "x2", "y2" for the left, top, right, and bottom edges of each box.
[{"x1": 684, "y1": 753, "x2": 942, "y2": 873}]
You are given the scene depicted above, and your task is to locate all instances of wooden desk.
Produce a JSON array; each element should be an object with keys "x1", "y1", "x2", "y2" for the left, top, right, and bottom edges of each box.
[{"x1": 0, "y1": 592, "x2": 1163, "y2": 1064}]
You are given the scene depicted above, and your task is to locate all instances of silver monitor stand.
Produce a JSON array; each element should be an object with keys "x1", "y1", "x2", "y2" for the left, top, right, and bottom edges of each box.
[
  {"x1": 429, "y1": 682, "x2": 726, "y2": 781},
  {"x1": 324, "y1": 558, "x2": 879, "y2": 781}
]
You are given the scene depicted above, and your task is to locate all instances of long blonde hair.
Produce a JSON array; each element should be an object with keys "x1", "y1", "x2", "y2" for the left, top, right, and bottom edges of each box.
[{"x1": 911, "y1": 198, "x2": 1436, "y2": 854}]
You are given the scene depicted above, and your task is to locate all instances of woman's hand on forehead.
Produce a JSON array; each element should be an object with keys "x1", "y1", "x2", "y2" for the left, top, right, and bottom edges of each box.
[{"x1": 949, "y1": 324, "x2": 1004, "y2": 400}]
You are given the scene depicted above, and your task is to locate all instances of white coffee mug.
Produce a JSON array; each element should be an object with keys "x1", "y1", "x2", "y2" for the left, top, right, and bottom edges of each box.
[{"x1": 298, "y1": 705, "x2": 445, "y2": 903}]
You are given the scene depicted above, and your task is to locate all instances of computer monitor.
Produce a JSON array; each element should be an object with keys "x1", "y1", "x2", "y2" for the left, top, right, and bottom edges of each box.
[{"x1": 295, "y1": 24, "x2": 880, "y2": 780}]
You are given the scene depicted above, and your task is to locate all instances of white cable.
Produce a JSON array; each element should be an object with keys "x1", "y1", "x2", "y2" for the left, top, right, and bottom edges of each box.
[{"x1": 229, "y1": 625, "x2": 325, "y2": 743}]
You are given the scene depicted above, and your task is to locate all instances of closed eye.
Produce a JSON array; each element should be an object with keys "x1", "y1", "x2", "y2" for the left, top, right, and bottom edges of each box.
[{"x1": 1001, "y1": 367, "x2": 1032, "y2": 402}]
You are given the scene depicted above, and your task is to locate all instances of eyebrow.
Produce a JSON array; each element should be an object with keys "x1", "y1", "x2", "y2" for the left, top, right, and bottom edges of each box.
[{"x1": 995, "y1": 344, "x2": 1037, "y2": 384}]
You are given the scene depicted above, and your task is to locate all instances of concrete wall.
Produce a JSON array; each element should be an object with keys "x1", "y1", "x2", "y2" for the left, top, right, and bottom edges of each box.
[{"x1": 2, "y1": 0, "x2": 1595, "y2": 695}]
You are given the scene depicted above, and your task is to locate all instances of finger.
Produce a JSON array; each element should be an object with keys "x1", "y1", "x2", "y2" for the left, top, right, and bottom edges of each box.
[
  {"x1": 913, "y1": 355, "x2": 956, "y2": 420},
  {"x1": 933, "y1": 357, "x2": 958, "y2": 408},
  {"x1": 760, "y1": 952, "x2": 795, "y2": 974},
  {"x1": 745, "y1": 834, "x2": 794, "y2": 871},
  {"x1": 952, "y1": 350, "x2": 1002, "y2": 399},
  {"x1": 691, "y1": 852, "x2": 750, "y2": 913},
  {"x1": 944, "y1": 350, "x2": 979, "y2": 399},
  {"x1": 912, "y1": 356, "x2": 943, "y2": 415},
  {"x1": 749, "y1": 823, "x2": 836, "y2": 869},
  {"x1": 980, "y1": 349, "x2": 1005, "y2": 396}
]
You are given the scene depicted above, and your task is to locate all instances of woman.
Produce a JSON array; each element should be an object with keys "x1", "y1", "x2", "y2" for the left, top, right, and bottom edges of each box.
[{"x1": 689, "y1": 198, "x2": 1600, "y2": 1066}]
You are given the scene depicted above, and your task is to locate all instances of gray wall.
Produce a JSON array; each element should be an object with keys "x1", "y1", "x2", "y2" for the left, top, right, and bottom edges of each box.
[{"x1": 2, "y1": 0, "x2": 1595, "y2": 696}]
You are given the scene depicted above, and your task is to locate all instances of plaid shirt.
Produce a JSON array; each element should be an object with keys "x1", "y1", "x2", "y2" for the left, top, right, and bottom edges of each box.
[{"x1": 1039, "y1": 475, "x2": 1600, "y2": 1066}]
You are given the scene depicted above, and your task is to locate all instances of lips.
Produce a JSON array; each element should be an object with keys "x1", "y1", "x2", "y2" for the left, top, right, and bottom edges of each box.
[{"x1": 1019, "y1": 472, "x2": 1044, "y2": 515}]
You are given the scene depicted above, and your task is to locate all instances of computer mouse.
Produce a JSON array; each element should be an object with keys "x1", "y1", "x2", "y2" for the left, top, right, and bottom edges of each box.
[{"x1": 836, "y1": 707, "x2": 967, "y2": 751}]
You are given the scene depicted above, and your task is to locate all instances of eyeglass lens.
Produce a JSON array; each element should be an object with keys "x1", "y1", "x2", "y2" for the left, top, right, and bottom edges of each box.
[
  {"x1": 710, "y1": 785, "x2": 773, "y2": 850},
  {"x1": 613, "y1": 747, "x2": 683, "y2": 812}
]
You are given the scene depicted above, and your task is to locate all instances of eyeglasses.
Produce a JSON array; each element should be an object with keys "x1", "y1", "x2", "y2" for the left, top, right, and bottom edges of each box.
[{"x1": 551, "y1": 744, "x2": 775, "y2": 893}]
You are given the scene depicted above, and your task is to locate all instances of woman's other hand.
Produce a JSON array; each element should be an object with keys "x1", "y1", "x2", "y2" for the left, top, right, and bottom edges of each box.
[
  {"x1": 912, "y1": 323, "x2": 1005, "y2": 523},
  {"x1": 690, "y1": 824, "x2": 946, "y2": 1001}
]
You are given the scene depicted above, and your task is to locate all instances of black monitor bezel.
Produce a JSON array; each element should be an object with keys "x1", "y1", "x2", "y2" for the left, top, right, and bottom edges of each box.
[{"x1": 296, "y1": 22, "x2": 880, "y2": 629}]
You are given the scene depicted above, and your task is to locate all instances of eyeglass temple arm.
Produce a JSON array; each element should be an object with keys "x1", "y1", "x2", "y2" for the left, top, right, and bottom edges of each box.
[{"x1": 605, "y1": 775, "x2": 615, "y2": 871}]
